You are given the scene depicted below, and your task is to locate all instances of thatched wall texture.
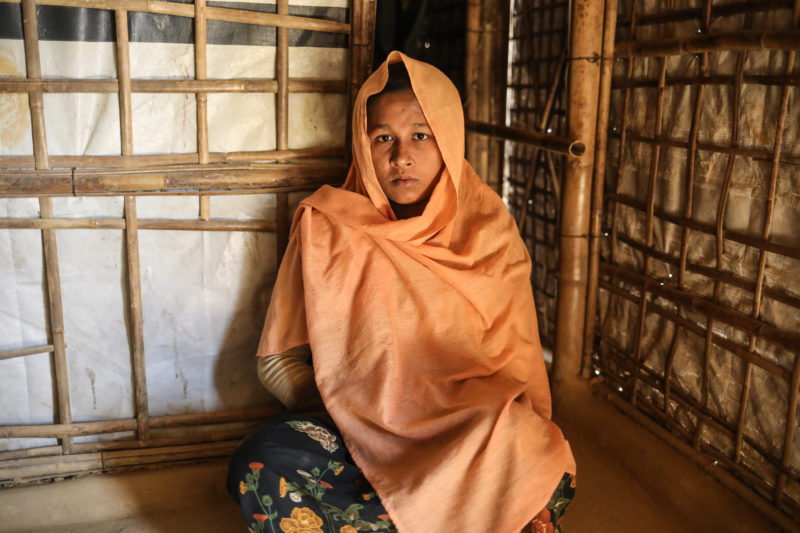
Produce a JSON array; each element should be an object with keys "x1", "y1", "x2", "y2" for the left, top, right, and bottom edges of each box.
[{"x1": 593, "y1": 0, "x2": 800, "y2": 522}]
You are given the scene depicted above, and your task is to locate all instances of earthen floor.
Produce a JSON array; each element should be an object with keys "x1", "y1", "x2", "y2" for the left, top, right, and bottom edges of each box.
[{"x1": 0, "y1": 418, "x2": 690, "y2": 533}]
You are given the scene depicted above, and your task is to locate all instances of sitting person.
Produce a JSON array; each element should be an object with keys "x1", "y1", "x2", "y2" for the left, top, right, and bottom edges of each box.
[{"x1": 228, "y1": 51, "x2": 576, "y2": 533}]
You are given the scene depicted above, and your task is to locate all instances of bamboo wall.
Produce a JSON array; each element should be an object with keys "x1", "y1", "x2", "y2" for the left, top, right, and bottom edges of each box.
[
  {"x1": 0, "y1": 0, "x2": 376, "y2": 485},
  {"x1": 590, "y1": 0, "x2": 800, "y2": 523},
  {"x1": 505, "y1": 0, "x2": 571, "y2": 348}
]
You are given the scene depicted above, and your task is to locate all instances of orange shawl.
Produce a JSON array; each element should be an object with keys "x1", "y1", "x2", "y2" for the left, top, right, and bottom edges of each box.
[{"x1": 258, "y1": 51, "x2": 575, "y2": 533}]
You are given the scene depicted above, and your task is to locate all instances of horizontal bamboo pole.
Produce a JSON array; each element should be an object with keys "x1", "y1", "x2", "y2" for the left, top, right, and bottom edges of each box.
[
  {"x1": 466, "y1": 119, "x2": 584, "y2": 157},
  {"x1": 601, "y1": 261, "x2": 800, "y2": 354},
  {"x1": 67, "y1": 425, "x2": 260, "y2": 453},
  {"x1": 0, "y1": 405, "x2": 279, "y2": 439},
  {"x1": 0, "y1": 217, "x2": 278, "y2": 232},
  {"x1": 216, "y1": 147, "x2": 343, "y2": 164},
  {"x1": 0, "y1": 440, "x2": 242, "y2": 484},
  {"x1": 0, "y1": 344, "x2": 54, "y2": 361},
  {"x1": 0, "y1": 0, "x2": 350, "y2": 34},
  {"x1": 0, "y1": 163, "x2": 346, "y2": 196},
  {"x1": 0, "y1": 445, "x2": 62, "y2": 462},
  {"x1": 0, "y1": 148, "x2": 344, "y2": 170},
  {"x1": 613, "y1": 73, "x2": 800, "y2": 89},
  {"x1": 616, "y1": 233, "x2": 800, "y2": 311},
  {"x1": 99, "y1": 439, "x2": 242, "y2": 469},
  {"x1": 0, "y1": 78, "x2": 346, "y2": 94},
  {"x1": 1, "y1": 419, "x2": 138, "y2": 439},
  {"x1": 618, "y1": 0, "x2": 792, "y2": 27},
  {"x1": 609, "y1": 193, "x2": 800, "y2": 261},
  {"x1": 616, "y1": 29, "x2": 800, "y2": 57},
  {"x1": 616, "y1": 131, "x2": 800, "y2": 168},
  {"x1": 149, "y1": 405, "x2": 278, "y2": 428},
  {"x1": 72, "y1": 166, "x2": 345, "y2": 195},
  {"x1": 0, "y1": 173, "x2": 73, "y2": 195},
  {"x1": 0, "y1": 453, "x2": 102, "y2": 484},
  {"x1": 598, "y1": 278, "x2": 791, "y2": 381}
]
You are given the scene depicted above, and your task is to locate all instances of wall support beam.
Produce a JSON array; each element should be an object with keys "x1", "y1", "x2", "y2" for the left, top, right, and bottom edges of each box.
[{"x1": 552, "y1": 0, "x2": 604, "y2": 398}]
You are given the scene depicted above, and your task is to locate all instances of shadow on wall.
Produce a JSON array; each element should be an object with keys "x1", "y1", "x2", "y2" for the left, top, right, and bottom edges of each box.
[{"x1": 211, "y1": 230, "x2": 281, "y2": 412}]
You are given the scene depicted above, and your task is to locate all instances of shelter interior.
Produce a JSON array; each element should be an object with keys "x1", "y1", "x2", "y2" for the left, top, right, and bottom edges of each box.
[{"x1": 0, "y1": 0, "x2": 798, "y2": 531}]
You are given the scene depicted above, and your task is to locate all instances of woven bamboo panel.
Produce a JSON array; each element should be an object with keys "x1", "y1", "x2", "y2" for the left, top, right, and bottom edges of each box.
[
  {"x1": 506, "y1": 0, "x2": 570, "y2": 348},
  {"x1": 592, "y1": 0, "x2": 800, "y2": 521},
  {"x1": 0, "y1": 0, "x2": 376, "y2": 484}
]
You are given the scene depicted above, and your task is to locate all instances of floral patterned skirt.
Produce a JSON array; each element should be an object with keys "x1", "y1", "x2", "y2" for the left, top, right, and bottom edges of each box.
[
  {"x1": 228, "y1": 414, "x2": 575, "y2": 533},
  {"x1": 527, "y1": 472, "x2": 576, "y2": 533},
  {"x1": 227, "y1": 414, "x2": 397, "y2": 533}
]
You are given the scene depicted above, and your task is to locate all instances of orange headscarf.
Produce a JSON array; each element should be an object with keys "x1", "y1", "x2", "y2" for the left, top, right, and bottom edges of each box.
[{"x1": 259, "y1": 51, "x2": 575, "y2": 533}]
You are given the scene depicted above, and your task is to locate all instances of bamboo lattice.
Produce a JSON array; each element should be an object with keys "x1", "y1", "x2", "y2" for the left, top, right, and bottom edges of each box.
[
  {"x1": 590, "y1": 0, "x2": 800, "y2": 522},
  {"x1": 505, "y1": 0, "x2": 570, "y2": 348},
  {"x1": 0, "y1": 0, "x2": 376, "y2": 484}
]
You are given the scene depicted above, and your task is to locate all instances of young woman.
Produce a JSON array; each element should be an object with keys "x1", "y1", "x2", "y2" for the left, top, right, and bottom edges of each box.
[{"x1": 228, "y1": 52, "x2": 576, "y2": 533}]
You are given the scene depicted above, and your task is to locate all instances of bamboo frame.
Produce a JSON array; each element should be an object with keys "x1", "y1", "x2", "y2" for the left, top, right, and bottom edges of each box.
[
  {"x1": 0, "y1": 163, "x2": 347, "y2": 197},
  {"x1": 551, "y1": 0, "x2": 604, "y2": 392},
  {"x1": 0, "y1": 345, "x2": 54, "y2": 361},
  {"x1": 465, "y1": 0, "x2": 511, "y2": 193},
  {"x1": 616, "y1": 29, "x2": 800, "y2": 57},
  {"x1": 0, "y1": 217, "x2": 278, "y2": 231},
  {"x1": 0, "y1": 79, "x2": 347, "y2": 94},
  {"x1": 0, "y1": 0, "x2": 350, "y2": 34},
  {"x1": 593, "y1": 0, "x2": 800, "y2": 522},
  {"x1": 466, "y1": 119, "x2": 582, "y2": 157},
  {"x1": 0, "y1": 0, "x2": 376, "y2": 484},
  {"x1": 0, "y1": 148, "x2": 345, "y2": 170},
  {"x1": 581, "y1": 0, "x2": 618, "y2": 377},
  {"x1": 505, "y1": 0, "x2": 571, "y2": 348}
]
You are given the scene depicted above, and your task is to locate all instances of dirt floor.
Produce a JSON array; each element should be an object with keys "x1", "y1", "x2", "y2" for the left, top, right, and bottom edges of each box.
[{"x1": 0, "y1": 422, "x2": 693, "y2": 533}]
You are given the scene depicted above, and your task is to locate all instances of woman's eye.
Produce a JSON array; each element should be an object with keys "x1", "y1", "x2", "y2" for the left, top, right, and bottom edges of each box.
[
  {"x1": 376, "y1": 134, "x2": 393, "y2": 143},
  {"x1": 412, "y1": 133, "x2": 429, "y2": 141}
]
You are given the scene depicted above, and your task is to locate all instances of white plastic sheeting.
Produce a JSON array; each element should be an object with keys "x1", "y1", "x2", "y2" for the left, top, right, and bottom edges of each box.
[{"x1": 0, "y1": 0, "x2": 347, "y2": 452}]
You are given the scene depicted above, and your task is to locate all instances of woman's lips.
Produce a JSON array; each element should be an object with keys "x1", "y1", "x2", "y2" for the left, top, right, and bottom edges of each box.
[{"x1": 391, "y1": 176, "x2": 417, "y2": 186}]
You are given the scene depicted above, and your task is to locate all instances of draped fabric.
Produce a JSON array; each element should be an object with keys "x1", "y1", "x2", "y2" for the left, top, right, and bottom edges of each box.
[{"x1": 258, "y1": 51, "x2": 575, "y2": 533}]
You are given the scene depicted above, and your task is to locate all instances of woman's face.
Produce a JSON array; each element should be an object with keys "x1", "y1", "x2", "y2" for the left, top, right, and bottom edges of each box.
[{"x1": 367, "y1": 89, "x2": 444, "y2": 216}]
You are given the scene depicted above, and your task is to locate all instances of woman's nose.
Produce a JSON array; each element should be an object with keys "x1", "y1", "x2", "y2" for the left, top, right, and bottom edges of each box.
[{"x1": 390, "y1": 141, "x2": 413, "y2": 167}]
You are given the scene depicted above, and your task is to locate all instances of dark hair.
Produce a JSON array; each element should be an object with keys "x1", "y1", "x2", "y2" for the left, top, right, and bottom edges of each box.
[{"x1": 367, "y1": 62, "x2": 413, "y2": 111}]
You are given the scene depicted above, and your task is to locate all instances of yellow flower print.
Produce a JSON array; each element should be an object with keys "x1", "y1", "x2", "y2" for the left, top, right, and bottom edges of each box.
[
  {"x1": 279, "y1": 507, "x2": 324, "y2": 533},
  {"x1": 239, "y1": 480, "x2": 247, "y2": 495},
  {"x1": 339, "y1": 526, "x2": 357, "y2": 533},
  {"x1": 334, "y1": 465, "x2": 344, "y2": 476},
  {"x1": 280, "y1": 476, "x2": 288, "y2": 498}
]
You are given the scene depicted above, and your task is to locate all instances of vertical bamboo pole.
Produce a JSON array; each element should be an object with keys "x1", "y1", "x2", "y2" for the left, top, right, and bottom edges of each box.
[
  {"x1": 551, "y1": 0, "x2": 604, "y2": 396},
  {"x1": 771, "y1": 4, "x2": 798, "y2": 503},
  {"x1": 124, "y1": 197, "x2": 148, "y2": 441},
  {"x1": 276, "y1": 0, "x2": 290, "y2": 260},
  {"x1": 347, "y1": 0, "x2": 376, "y2": 168},
  {"x1": 195, "y1": 0, "x2": 210, "y2": 220},
  {"x1": 22, "y1": 0, "x2": 47, "y2": 171},
  {"x1": 22, "y1": 0, "x2": 73, "y2": 453},
  {"x1": 115, "y1": 11, "x2": 133, "y2": 158},
  {"x1": 116, "y1": 11, "x2": 149, "y2": 442},
  {"x1": 465, "y1": 0, "x2": 485, "y2": 183},
  {"x1": 465, "y1": 0, "x2": 510, "y2": 192},
  {"x1": 581, "y1": 0, "x2": 618, "y2": 377}
]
